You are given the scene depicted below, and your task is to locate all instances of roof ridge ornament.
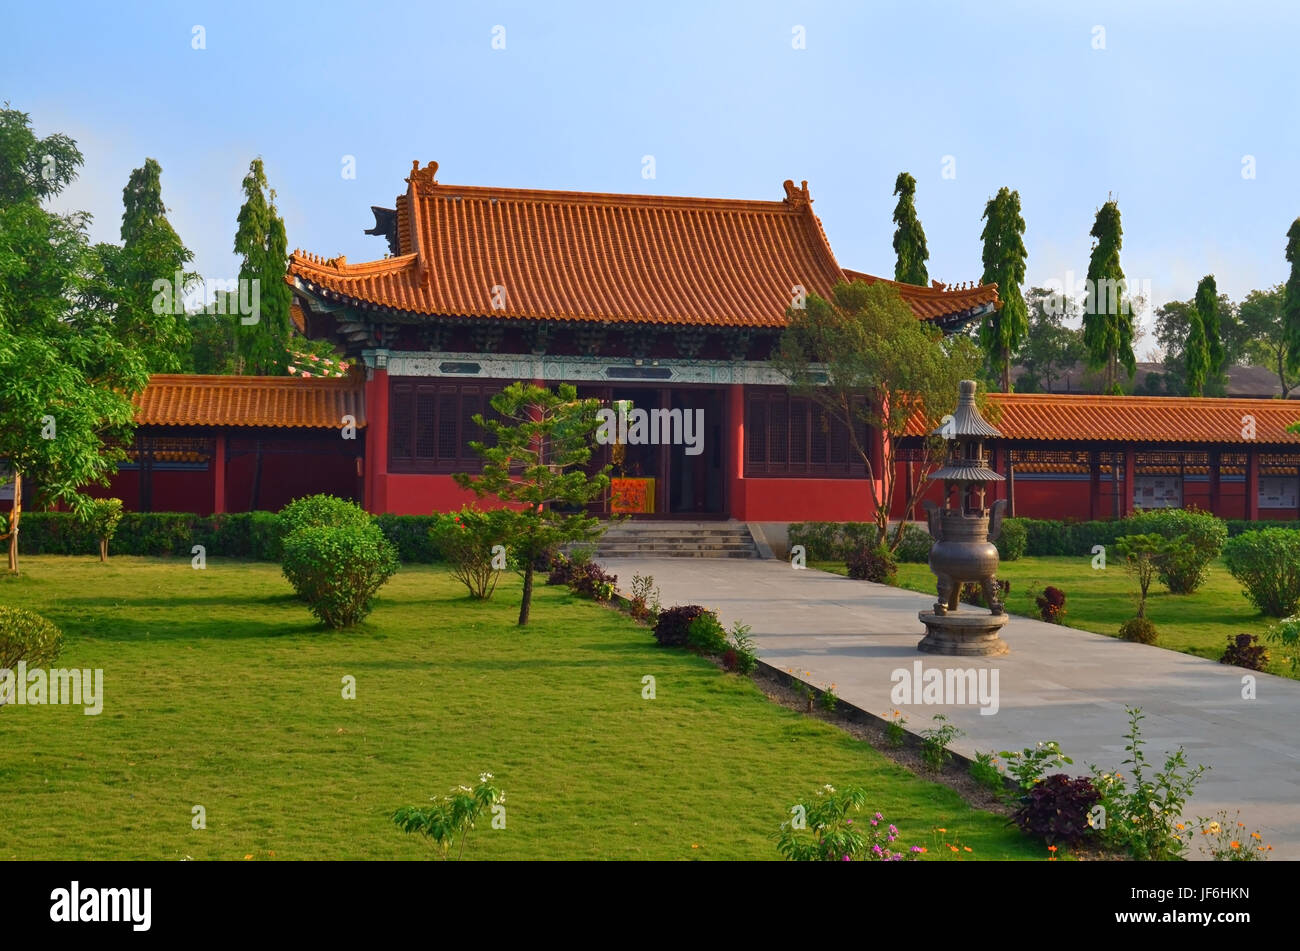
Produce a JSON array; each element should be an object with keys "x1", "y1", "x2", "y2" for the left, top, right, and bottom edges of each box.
[
  {"x1": 407, "y1": 160, "x2": 440, "y2": 192},
  {"x1": 782, "y1": 179, "x2": 811, "y2": 207}
]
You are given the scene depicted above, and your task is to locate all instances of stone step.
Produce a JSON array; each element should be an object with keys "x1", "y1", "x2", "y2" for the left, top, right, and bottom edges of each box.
[{"x1": 587, "y1": 521, "x2": 761, "y2": 559}]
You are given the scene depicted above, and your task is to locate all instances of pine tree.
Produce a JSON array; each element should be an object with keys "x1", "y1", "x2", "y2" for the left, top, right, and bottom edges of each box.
[
  {"x1": 978, "y1": 187, "x2": 1029, "y2": 391},
  {"x1": 1081, "y1": 200, "x2": 1136, "y2": 393},
  {"x1": 1285, "y1": 218, "x2": 1300, "y2": 375},
  {"x1": 233, "y1": 158, "x2": 291, "y2": 375},
  {"x1": 891, "y1": 172, "x2": 929, "y2": 286}
]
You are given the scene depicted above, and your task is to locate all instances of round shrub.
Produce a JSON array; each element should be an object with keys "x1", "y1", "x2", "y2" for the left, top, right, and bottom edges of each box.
[
  {"x1": 281, "y1": 523, "x2": 399, "y2": 628},
  {"x1": 1223, "y1": 528, "x2": 1300, "y2": 617},
  {"x1": 1119, "y1": 616, "x2": 1158, "y2": 645},
  {"x1": 568, "y1": 561, "x2": 617, "y2": 601},
  {"x1": 0, "y1": 607, "x2": 64, "y2": 699},
  {"x1": 1127, "y1": 509, "x2": 1227, "y2": 594},
  {"x1": 994, "y1": 518, "x2": 1027, "y2": 562},
  {"x1": 686, "y1": 612, "x2": 729, "y2": 655},
  {"x1": 847, "y1": 544, "x2": 897, "y2": 583},
  {"x1": 428, "y1": 507, "x2": 514, "y2": 600},
  {"x1": 1219, "y1": 633, "x2": 1269, "y2": 671},
  {"x1": 1012, "y1": 773, "x2": 1101, "y2": 847},
  {"x1": 653, "y1": 605, "x2": 709, "y2": 647},
  {"x1": 1035, "y1": 586, "x2": 1067, "y2": 624},
  {"x1": 894, "y1": 523, "x2": 934, "y2": 563},
  {"x1": 279, "y1": 494, "x2": 373, "y2": 535}
]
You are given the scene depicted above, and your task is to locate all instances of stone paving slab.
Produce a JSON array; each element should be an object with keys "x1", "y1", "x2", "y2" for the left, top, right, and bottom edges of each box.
[{"x1": 606, "y1": 557, "x2": 1300, "y2": 859}]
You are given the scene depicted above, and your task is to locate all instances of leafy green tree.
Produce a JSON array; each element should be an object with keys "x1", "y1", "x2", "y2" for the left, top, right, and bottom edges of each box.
[
  {"x1": 1285, "y1": 218, "x2": 1300, "y2": 376},
  {"x1": 891, "y1": 172, "x2": 929, "y2": 286},
  {"x1": 775, "y1": 280, "x2": 982, "y2": 551},
  {"x1": 232, "y1": 158, "x2": 291, "y2": 375},
  {"x1": 1014, "y1": 287, "x2": 1085, "y2": 392},
  {"x1": 1153, "y1": 290, "x2": 1238, "y2": 396},
  {"x1": 1237, "y1": 285, "x2": 1294, "y2": 397},
  {"x1": 453, "y1": 383, "x2": 611, "y2": 626},
  {"x1": 1081, "y1": 200, "x2": 1136, "y2": 393},
  {"x1": 978, "y1": 187, "x2": 1029, "y2": 391},
  {"x1": 0, "y1": 106, "x2": 148, "y2": 573}
]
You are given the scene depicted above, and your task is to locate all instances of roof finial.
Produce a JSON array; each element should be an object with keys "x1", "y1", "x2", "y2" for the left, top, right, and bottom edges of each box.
[
  {"x1": 407, "y1": 160, "x2": 440, "y2": 191},
  {"x1": 782, "y1": 179, "x2": 812, "y2": 206}
]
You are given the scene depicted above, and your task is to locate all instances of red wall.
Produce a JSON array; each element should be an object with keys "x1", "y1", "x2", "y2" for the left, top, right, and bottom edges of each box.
[
  {"x1": 734, "y1": 477, "x2": 877, "y2": 521},
  {"x1": 382, "y1": 473, "x2": 506, "y2": 516}
]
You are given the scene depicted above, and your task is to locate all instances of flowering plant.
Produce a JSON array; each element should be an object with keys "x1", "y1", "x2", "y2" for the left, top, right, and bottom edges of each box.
[
  {"x1": 392, "y1": 772, "x2": 504, "y2": 860},
  {"x1": 775, "y1": 785, "x2": 921, "y2": 862}
]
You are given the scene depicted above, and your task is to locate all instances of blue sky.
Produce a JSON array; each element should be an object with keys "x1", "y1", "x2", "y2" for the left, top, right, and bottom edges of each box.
[{"x1": 5, "y1": 0, "x2": 1299, "y2": 355}]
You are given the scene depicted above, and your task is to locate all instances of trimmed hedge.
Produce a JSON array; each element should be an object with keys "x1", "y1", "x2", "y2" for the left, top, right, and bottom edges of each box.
[{"x1": 17, "y1": 510, "x2": 447, "y2": 563}]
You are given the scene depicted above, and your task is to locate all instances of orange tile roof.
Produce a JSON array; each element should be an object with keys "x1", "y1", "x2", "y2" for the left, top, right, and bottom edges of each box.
[
  {"x1": 134, "y1": 374, "x2": 365, "y2": 430},
  {"x1": 840, "y1": 270, "x2": 999, "y2": 322},
  {"x1": 909, "y1": 392, "x2": 1300, "y2": 444},
  {"x1": 289, "y1": 163, "x2": 998, "y2": 329}
]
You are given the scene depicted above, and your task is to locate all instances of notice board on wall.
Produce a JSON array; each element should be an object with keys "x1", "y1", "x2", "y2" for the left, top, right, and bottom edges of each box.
[
  {"x1": 1258, "y1": 476, "x2": 1299, "y2": 510},
  {"x1": 1134, "y1": 475, "x2": 1182, "y2": 510}
]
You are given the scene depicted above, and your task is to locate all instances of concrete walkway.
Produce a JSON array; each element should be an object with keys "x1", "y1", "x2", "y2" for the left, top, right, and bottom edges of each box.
[{"x1": 606, "y1": 557, "x2": 1300, "y2": 859}]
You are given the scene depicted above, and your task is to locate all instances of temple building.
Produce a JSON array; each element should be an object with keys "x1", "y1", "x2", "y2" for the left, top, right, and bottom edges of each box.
[
  {"x1": 284, "y1": 162, "x2": 998, "y2": 521},
  {"x1": 33, "y1": 163, "x2": 1299, "y2": 527}
]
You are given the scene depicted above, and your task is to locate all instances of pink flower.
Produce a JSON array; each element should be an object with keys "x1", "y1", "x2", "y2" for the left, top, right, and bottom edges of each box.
[{"x1": 842, "y1": 855, "x2": 851, "y2": 862}]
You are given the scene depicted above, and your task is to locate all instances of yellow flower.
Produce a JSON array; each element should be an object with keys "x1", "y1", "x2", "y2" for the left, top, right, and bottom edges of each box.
[
  {"x1": 1251, "y1": 832, "x2": 1261, "y2": 840},
  {"x1": 243, "y1": 854, "x2": 254, "y2": 861}
]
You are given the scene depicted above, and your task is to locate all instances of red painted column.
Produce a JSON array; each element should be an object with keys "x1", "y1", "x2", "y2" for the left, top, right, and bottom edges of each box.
[
  {"x1": 364, "y1": 367, "x2": 390, "y2": 513},
  {"x1": 1245, "y1": 447, "x2": 1260, "y2": 521},
  {"x1": 212, "y1": 434, "x2": 227, "y2": 515},
  {"x1": 987, "y1": 447, "x2": 1002, "y2": 504},
  {"x1": 1088, "y1": 450, "x2": 1101, "y2": 521},
  {"x1": 728, "y1": 383, "x2": 745, "y2": 520},
  {"x1": 1122, "y1": 446, "x2": 1136, "y2": 517},
  {"x1": 1208, "y1": 450, "x2": 1221, "y2": 517}
]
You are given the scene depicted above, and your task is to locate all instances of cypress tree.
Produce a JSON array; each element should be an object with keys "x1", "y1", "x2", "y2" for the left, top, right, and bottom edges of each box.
[
  {"x1": 891, "y1": 172, "x2": 929, "y2": 286},
  {"x1": 233, "y1": 158, "x2": 291, "y2": 375},
  {"x1": 1081, "y1": 200, "x2": 1136, "y2": 393},
  {"x1": 1194, "y1": 274, "x2": 1223, "y2": 394},
  {"x1": 1285, "y1": 218, "x2": 1300, "y2": 375},
  {"x1": 1184, "y1": 293, "x2": 1210, "y2": 396},
  {"x1": 978, "y1": 187, "x2": 1029, "y2": 391}
]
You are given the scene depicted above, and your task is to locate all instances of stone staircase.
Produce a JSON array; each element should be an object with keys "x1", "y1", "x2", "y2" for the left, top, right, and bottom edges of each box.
[{"x1": 593, "y1": 520, "x2": 761, "y2": 559}]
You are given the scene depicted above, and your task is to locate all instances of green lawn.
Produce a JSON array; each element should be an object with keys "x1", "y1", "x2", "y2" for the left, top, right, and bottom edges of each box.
[
  {"x1": 822, "y1": 555, "x2": 1294, "y2": 678},
  {"x1": 0, "y1": 556, "x2": 1040, "y2": 860}
]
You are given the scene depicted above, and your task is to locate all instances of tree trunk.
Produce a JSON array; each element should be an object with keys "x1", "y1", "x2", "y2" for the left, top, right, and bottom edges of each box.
[
  {"x1": 6, "y1": 471, "x2": 21, "y2": 574},
  {"x1": 1001, "y1": 353, "x2": 1011, "y2": 393},
  {"x1": 99, "y1": 537, "x2": 108, "y2": 562},
  {"x1": 517, "y1": 562, "x2": 534, "y2": 626}
]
